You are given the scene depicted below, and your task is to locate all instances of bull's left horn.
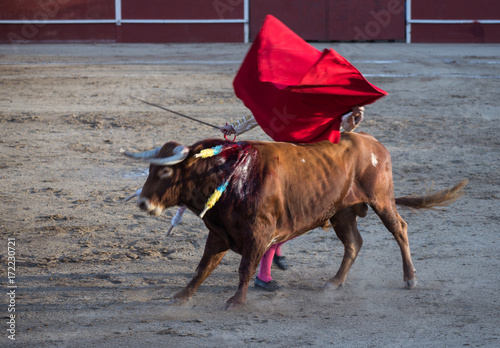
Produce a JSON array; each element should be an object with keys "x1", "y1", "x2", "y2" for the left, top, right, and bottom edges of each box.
[
  {"x1": 149, "y1": 145, "x2": 190, "y2": 166},
  {"x1": 124, "y1": 188, "x2": 142, "y2": 202},
  {"x1": 121, "y1": 147, "x2": 161, "y2": 159}
]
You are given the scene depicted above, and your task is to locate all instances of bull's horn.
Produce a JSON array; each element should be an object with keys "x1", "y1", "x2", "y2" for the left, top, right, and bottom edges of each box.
[
  {"x1": 124, "y1": 188, "x2": 142, "y2": 202},
  {"x1": 148, "y1": 145, "x2": 190, "y2": 166},
  {"x1": 122, "y1": 147, "x2": 161, "y2": 159}
]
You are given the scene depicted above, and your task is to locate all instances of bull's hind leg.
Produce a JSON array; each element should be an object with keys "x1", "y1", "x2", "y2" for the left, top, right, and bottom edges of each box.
[
  {"x1": 325, "y1": 207, "x2": 363, "y2": 289},
  {"x1": 371, "y1": 202, "x2": 417, "y2": 289},
  {"x1": 169, "y1": 231, "x2": 229, "y2": 305}
]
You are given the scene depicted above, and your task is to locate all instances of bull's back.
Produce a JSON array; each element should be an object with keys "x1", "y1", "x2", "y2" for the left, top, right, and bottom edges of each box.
[
  {"x1": 249, "y1": 133, "x2": 390, "y2": 232},
  {"x1": 247, "y1": 135, "x2": 370, "y2": 233}
]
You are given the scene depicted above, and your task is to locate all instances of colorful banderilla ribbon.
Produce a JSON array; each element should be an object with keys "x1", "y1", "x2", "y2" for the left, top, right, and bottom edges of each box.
[
  {"x1": 194, "y1": 144, "x2": 241, "y2": 159},
  {"x1": 194, "y1": 145, "x2": 224, "y2": 158},
  {"x1": 195, "y1": 144, "x2": 241, "y2": 218},
  {"x1": 199, "y1": 181, "x2": 229, "y2": 218}
]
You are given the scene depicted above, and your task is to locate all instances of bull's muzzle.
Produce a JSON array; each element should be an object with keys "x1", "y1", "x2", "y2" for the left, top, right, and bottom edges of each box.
[{"x1": 137, "y1": 197, "x2": 163, "y2": 216}]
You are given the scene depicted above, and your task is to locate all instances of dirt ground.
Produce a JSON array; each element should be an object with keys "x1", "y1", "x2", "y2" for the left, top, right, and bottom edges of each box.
[{"x1": 1, "y1": 42, "x2": 499, "y2": 347}]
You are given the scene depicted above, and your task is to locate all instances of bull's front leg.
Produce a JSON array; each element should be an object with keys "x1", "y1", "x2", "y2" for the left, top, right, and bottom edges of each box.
[
  {"x1": 169, "y1": 231, "x2": 229, "y2": 305},
  {"x1": 224, "y1": 239, "x2": 265, "y2": 310}
]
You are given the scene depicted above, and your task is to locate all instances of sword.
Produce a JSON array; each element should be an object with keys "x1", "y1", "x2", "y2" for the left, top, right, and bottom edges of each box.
[{"x1": 131, "y1": 96, "x2": 220, "y2": 130}]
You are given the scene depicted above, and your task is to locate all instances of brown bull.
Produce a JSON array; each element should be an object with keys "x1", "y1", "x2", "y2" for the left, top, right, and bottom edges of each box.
[{"x1": 124, "y1": 132, "x2": 466, "y2": 309}]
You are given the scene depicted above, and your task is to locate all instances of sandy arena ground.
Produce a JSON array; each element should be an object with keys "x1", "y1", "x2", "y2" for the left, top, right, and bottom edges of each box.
[{"x1": 0, "y1": 42, "x2": 499, "y2": 347}]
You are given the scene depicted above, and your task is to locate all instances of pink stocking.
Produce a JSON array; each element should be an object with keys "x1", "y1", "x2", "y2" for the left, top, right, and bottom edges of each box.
[
  {"x1": 275, "y1": 241, "x2": 285, "y2": 257},
  {"x1": 257, "y1": 244, "x2": 276, "y2": 282}
]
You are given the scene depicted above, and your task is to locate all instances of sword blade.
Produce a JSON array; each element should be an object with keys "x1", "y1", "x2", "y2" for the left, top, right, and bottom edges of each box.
[{"x1": 131, "y1": 96, "x2": 220, "y2": 130}]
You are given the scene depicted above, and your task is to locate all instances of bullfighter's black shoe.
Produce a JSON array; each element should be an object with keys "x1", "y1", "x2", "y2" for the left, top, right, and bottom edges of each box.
[
  {"x1": 254, "y1": 277, "x2": 282, "y2": 292},
  {"x1": 273, "y1": 255, "x2": 289, "y2": 270}
]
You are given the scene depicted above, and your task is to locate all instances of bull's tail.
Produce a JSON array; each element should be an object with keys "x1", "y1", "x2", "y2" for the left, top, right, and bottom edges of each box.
[{"x1": 395, "y1": 179, "x2": 468, "y2": 210}]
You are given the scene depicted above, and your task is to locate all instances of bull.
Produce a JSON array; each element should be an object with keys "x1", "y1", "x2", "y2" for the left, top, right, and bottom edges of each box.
[{"x1": 124, "y1": 132, "x2": 466, "y2": 309}]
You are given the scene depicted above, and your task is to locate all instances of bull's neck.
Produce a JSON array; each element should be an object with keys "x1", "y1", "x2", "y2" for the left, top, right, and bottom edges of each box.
[
  {"x1": 177, "y1": 141, "x2": 257, "y2": 216},
  {"x1": 178, "y1": 169, "x2": 224, "y2": 216}
]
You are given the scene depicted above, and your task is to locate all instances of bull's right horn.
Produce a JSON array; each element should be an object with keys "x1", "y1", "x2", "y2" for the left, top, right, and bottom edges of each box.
[
  {"x1": 121, "y1": 147, "x2": 161, "y2": 160},
  {"x1": 149, "y1": 145, "x2": 189, "y2": 166}
]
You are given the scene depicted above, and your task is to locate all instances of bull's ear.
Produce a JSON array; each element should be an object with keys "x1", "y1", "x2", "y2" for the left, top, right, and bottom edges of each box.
[{"x1": 158, "y1": 167, "x2": 174, "y2": 179}]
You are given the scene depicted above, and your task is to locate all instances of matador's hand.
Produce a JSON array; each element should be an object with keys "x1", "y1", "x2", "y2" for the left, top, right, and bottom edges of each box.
[
  {"x1": 220, "y1": 124, "x2": 236, "y2": 135},
  {"x1": 342, "y1": 106, "x2": 365, "y2": 132}
]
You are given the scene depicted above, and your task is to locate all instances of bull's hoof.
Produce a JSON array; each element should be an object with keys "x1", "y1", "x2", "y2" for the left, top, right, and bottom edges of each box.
[
  {"x1": 224, "y1": 295, "x2": 246, "y2": 311},
  {"x1": 324, "y1": 281, "x2": 344, "y2": 291},
  {"x1": 167, "y1": 297, "x2": 189, "y2": 306},
  {"x1": 224, "y1": 301, "x2": 245, "y2": 311},
  {"x1": 404, "y1": 278, "x2": 417, "y2": 289}
]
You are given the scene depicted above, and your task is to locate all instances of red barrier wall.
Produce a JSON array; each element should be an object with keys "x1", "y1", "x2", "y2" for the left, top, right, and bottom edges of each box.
[
  {"x1": 0, "y1": 0, "x2": 245, "y2": 43},
  {"x1": 0, "y1": 0, "x2": 114, "y2": 20},
  {"x1": 1, "y1": 0, "x2": 498, "y2": 43},
  {"x1": 118, "y1": 24, "x2": 244, "y2": 43},
  {"x1": 249, "y1": 0, "x2": 328, "y2": 41},
  {"x1": 250, "y1": 0, "x2": 406, "y2": 41},
  {"x1": 412, "y1": 0, "x2": 500, "y2": 20},
  {"x1": 1, "y1": 23, "x2": 116, "y2": 42},
  {"x1": 121, "y1": 0, "x2": 243, "y2": 20},
  {"x1": 328, "y1": 0, "x2": 405, "y2": 41},
  {"x1": 0, "y1": 0, "x2": 115, "y2": 42},
  {"x1": 411, "y1": 0, "x2": 500, "y2": 43},
  {"x1": 119, "y1": 0, "x2": 245, "y2": 43}
]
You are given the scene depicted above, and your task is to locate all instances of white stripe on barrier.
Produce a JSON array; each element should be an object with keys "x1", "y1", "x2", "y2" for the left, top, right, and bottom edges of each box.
[
  {"x1": 409, "y1": 19, "x2": 500, "y2": 24},
  {"x1": 115, "y1": 0, "x2": 122, "y2": 26},
  {"x1": 0, "y1": 20, "x2": 117, "y2": 24}
]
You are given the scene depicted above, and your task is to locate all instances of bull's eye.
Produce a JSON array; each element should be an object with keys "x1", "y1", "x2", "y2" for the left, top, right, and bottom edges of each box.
[{"x1": 158, "y1": 167, "x2": 174, "y2": 179}]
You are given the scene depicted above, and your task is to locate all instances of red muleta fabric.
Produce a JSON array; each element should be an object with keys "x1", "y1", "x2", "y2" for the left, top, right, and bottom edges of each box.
[{"x1": 233, "y1": 15, "x2": 388, "y2": 144}]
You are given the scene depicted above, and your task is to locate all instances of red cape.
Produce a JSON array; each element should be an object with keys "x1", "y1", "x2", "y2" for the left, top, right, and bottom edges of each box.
[{"x1": 233, "y1": 15, "x2": 387, "y2": 143}]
